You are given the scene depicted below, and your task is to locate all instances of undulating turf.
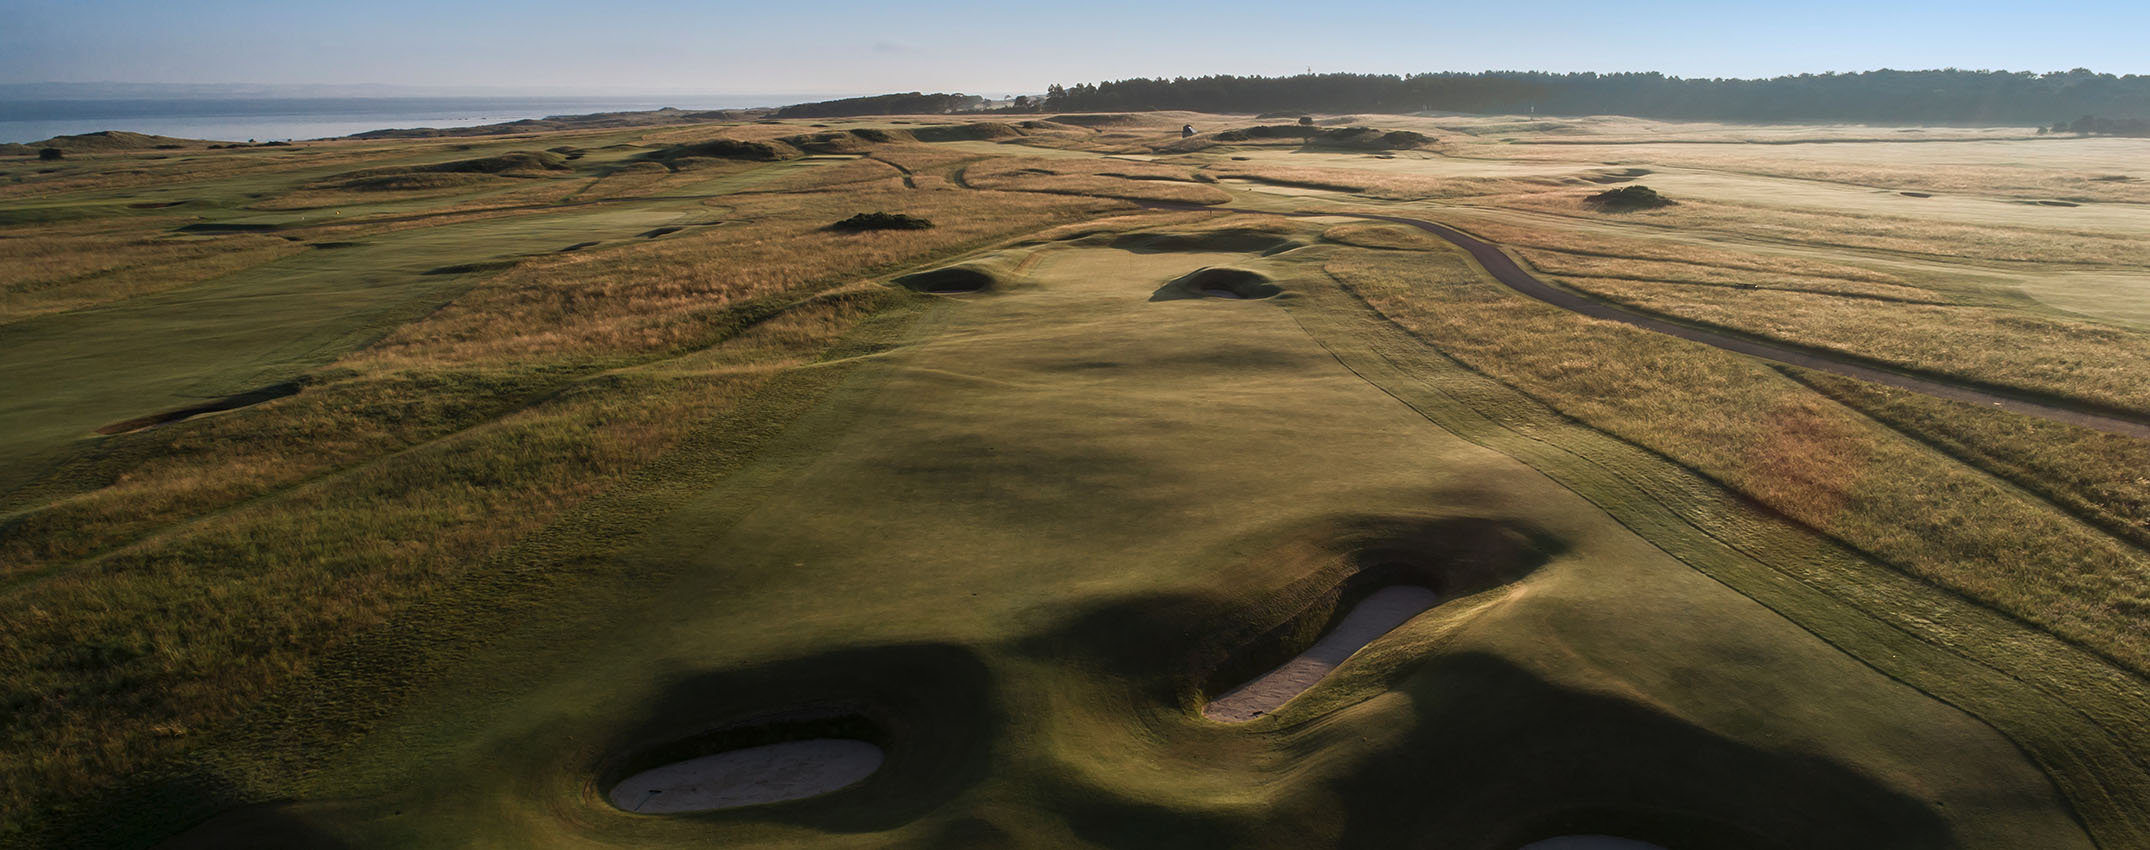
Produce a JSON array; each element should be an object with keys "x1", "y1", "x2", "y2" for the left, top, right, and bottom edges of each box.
[{"x1": 3, "y1": 111, "x2": 2146, "y2": 850}]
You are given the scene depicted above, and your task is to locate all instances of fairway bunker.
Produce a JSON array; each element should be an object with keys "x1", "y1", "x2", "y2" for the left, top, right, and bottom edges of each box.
[
  {"x1": 1519, "y1": 838, "x2": 1669, "y2": 850},
  {"x1": 607, "y1": 738, "x2": 884, "y2": 813},
  {"x1": 1204, "y1": 585, "x2": 1438, "y2": 721},
  {"x1": 95, "y1": 381, "x2": 302, "y2": 435},
  {"x1": 1152, "y1": 267, "x2": 1282, "y2": 301},
  {"x1": 894, "y1": 265, "x2": 996, "y2": 294},
  {"x1": 1200, "y1": 517, "x2": 1554, "y2": 721},
  {"x1": 590, "y1": 643, "x2": 996, "y2": 828}
]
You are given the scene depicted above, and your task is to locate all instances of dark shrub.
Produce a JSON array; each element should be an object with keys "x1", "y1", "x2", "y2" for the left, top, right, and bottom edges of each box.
[
  {"x1": 831, "y1": 212, "x2": 935, "y2": 232},
  {"x1": 38, "y1": 148, "x2": 63, "y2": 161},
  {"x1": 1584, "y1": 185, "x2": 1677, "y2": 211}
]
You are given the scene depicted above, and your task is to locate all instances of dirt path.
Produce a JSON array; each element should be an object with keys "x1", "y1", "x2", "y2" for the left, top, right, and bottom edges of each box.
[{"x1": 1153, "y1": 201, "x2": 2150, "y2": 440}]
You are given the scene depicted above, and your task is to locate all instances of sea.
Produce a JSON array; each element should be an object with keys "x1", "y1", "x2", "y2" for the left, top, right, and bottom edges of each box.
[{"x1": 0, "y1": 96, "x2": 822, "y2": 144}]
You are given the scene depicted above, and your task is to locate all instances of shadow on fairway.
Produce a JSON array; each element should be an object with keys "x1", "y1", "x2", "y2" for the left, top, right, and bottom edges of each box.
[
  {"x1": 1324, "y1": 652, "x2": 1958, "y2": 850},
  {"x1": 1039, "y1": 653, "x2": 1955, "y2": 850}
]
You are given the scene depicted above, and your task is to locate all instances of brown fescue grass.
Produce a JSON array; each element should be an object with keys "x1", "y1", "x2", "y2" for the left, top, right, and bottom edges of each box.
[
  {"x1": 1510, "y1": 247, "x2": 1942, "y2": 302},
  {"x1": 1319, "y1": 222, "x2": 1443, "y2": 251},
  {"x1": 1201, "y1": 162, "x2": 1520, "y2": 201},
  {"x1": 1324, "y1": 244, "x2": 2150, "y2": 673},
  {"x1": 1486, "y1": 189, "x2": 2150, "y2": 266},
  {"x1": 1480, "y1": 137, "x2": 2150, "y2": 204},
  {"x1": 1797, "y1": 373, "x2": 2150, "y2": 549},
  {"x1": 963, "y1": 157, "x2": 1231, "y2": 205},
  {"x1": 1543, "y1": 274, "x2": 2150, "y2": 413},
  {"x1": 0, "y1": 226, "x2": 305, "y2": 322},
  {"x1": 360, "y1": 188, "x2": 1108, "y2": 367}
]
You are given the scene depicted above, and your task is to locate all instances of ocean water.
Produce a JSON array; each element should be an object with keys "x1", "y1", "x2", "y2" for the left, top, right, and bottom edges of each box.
[{"x1": 0, "y1": 96, "x2": 808, "y2": 144}]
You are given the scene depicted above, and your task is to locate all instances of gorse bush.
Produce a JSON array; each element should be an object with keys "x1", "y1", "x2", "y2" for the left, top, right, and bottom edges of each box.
[
  {"x1": 830, "y1": 211, "x2": 935, "y2": 232},
  {"x1": 1584, "y1": 185, "x2": 1676, "y2": 211}
]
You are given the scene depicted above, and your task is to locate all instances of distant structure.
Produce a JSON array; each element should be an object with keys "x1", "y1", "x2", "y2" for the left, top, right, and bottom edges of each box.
[{"x1": 1182, "y1": 124, "x2": 1195, "y2": 138}]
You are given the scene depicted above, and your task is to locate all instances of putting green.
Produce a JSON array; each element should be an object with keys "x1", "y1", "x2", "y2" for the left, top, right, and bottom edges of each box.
[{"x1": 170, "y1": 232, "x2": 2087, "y2": 848}]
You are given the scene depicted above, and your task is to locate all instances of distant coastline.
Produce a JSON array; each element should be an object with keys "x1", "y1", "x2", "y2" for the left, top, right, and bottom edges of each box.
[{"x1": 0, "y1": 95, "x2": 827, "y2": 144}]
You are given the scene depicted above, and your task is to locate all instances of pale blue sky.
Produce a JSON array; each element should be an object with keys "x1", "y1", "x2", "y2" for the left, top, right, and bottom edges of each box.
[{"x1": 3, "y1": 0, "x2": 2145, "y2": 96}]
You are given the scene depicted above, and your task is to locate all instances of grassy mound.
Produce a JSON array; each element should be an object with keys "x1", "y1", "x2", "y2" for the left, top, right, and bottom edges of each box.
[
  {"x1": 402, "y1": 151, "x2": 569, "y2": 174},
  {"x1": 1209, "y1": 125, "x2": 1433, "y2": 150},
  {"x1": 779, "y1": 129, "x2": 917, "y2": 154},
  {"x1": 1048, "y1": 113, "x2": 1148, "y2": 128},
  {"x1": 324, "y1": 151, "x2": 570, "y2": 189},
  {"x1": 335, "y1": 172, "x2": 499, "y2": 192},
  {"x1": 1320, "y1": 223, "x2": 1443, "y2": 251},
  {"x1": 830, "y1": 211, "x2": 934, "y2": 232},
  {"x1": 21, "y1": 130, "x2": 207, "y2": 152},
  {"x1": 1584, "y1": 185, "x2": 1677, "y2": 211},
  {"x1": 908, "y1": 122, "x2": 1025, "y2": 143},
  {"x1": 642, "y1": 138, "x2": 804, "y2": 164}
]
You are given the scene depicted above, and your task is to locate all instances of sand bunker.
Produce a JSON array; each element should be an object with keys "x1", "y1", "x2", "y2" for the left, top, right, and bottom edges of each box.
[
  {"x1": 1519, "y1": 837, "x2": 1670, "y2": 850},
  {"x1": 607, "y1": 738, "x2": 883, "y2": 813},
  {"x1": 1204, "y1": 586, "x2": 1439, "y2": 722},
  {"x1": 1153, "y1": 267, "x2": 1282, "y2": 301},
  {"x1": 95, "y1": 381, "x2": 302, "y2": 435}
]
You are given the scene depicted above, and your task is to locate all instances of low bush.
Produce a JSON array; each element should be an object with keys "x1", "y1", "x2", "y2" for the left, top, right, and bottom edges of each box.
[
  {"x1": 1584, "y1": 185, "x2": 1677, "y2": 211},
  {"x1": 830, "y1": 211, "x2": 935, "y2": 232}
]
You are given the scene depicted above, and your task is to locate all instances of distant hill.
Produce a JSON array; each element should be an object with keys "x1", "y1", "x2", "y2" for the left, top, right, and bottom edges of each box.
[
  {"x1": 773, "y1": 92, "x2": 985, "y2": 119},
  {"x1": 0, "y1": 130, "x2": 209, "y2": 155},
  {"x1": 347, "y1": 106, "x2": 767, "y2": 139}
]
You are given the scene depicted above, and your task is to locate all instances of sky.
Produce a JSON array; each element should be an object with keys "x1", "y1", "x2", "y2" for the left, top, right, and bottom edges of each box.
[{"x1": 3, "y1": 0, "x2": 2147, "y2": 97}]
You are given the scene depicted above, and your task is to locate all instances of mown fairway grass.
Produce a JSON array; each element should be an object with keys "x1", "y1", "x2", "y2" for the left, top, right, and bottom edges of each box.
[{"x1": 2, "y1": 113, "x2": 2147, "y2": 849}]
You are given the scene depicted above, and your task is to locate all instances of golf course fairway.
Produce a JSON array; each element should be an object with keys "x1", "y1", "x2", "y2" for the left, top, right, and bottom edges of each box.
[
  {"x1": 11, "y1": 113, "x2": 2150, "y2": 850},
  {"x1": 159, "y1": 227, "x2": 2093, "y2": 849}
]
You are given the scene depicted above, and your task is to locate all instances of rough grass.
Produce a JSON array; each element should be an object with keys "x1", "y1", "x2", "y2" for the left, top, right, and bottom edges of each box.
[
  {"x1": 0, "y1": 225, "x2": 305, "y2": 323},
  {"x1": 0, "y1": 138, "x2": 1118, "y2": 843},
  {"x1": 1323, "y1": 244, "x2": 2150, "y2": 673},
  {"x1": 1488, "y1": 189, "x2": 2150, "y2": 266},
  {"x1": 1796, "y1": 372, "x2": 2150, "y2": 549},
  {"x1": 964, "y1": 158, "x2": 1230, "y2": 205}
]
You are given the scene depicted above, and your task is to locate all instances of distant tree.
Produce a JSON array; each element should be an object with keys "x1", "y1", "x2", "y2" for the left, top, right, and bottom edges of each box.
[
  {"x1": 1298, "y1": 115, "x2": 1314, "y2": 126},
  {"x1": 1012, "y1": 95, "x2": 1033, "y2": 110},
  {"x1": 1035, "y1": 69, "x2": 2150, "y2": 125},
  {"x1": 37, "y1": 148, "x2": 62, "y2": 161}
]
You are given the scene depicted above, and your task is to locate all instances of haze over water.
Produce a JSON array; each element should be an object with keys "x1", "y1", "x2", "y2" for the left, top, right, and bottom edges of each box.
[{"x1": 0, "y1": 95, "x2": 832, "y2": 144}]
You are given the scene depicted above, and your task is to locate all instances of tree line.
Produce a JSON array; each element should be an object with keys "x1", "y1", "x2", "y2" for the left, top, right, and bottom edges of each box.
[{"x1": 1036, "y1": 69, "x2": 2150, "y2": 125}]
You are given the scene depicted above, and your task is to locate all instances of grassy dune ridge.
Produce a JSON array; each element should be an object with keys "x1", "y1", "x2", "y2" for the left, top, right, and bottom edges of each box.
[{"x1": 2, "y1": 110, "x2": 2147, "y2": 848}]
